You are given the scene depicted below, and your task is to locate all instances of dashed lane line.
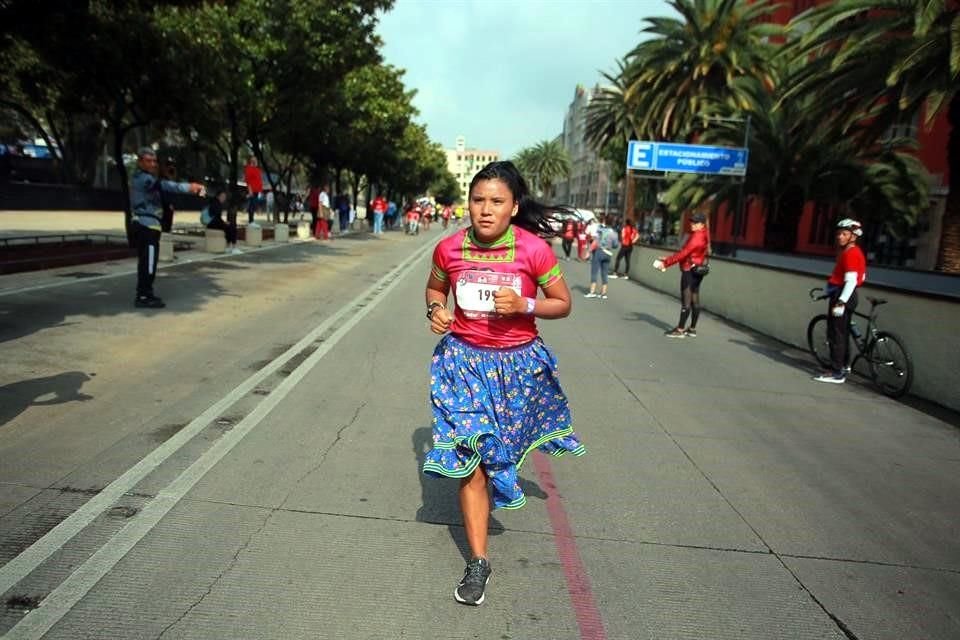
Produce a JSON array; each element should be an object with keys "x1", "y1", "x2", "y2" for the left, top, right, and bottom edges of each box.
[{"x1": 0, "y1": 239, "x2": 435, "y2": 633}]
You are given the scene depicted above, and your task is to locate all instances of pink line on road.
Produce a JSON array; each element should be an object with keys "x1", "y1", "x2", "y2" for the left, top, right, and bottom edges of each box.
[{"x1": 532, "y1": 452, "x2": 608, "y2": 640}]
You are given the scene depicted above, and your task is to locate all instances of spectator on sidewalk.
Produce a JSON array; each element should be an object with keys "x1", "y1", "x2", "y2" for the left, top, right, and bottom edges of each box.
[
  {"x1": 575, "y1": 218, "x2": 588, "y2": 261},
  {"x1": 560, "y1": 216, "x2": 576, "y2": 261},
  {"x1": 129, "y1": 148, "x2": 203, "y2": 308},
  {"x1": 319, "y1": 184, "x2": 333, "y2": 238},
  {"x1": 584, "y1": 215, "x2": 619, "y2": 300},
  {"x1": 653, "y1": 211, "x2": 711, "y2": 338},
  {"x1": 611, "y1": 217, "x2": 639, "y2": 279},
  {"x1": 306, "y1": 182, "x2": 321, "y2": 231},
  {"x1": 336, "y1": 192, "x2": 351, "y2": 232},
  {"x1": 422, "y1": 160, "x2": 585, "y2": 607},
  {"x1": 205, "y1": 189, "x2": 241, "y2": 254},
  {"x1": 244, "y1": 155, "x2": 263, "y2": 225},
  {"x1": 813, "y1": 219, "x2": 867, "y2": 384},
  {"x1": 386, "y1": 199, "x2": 398, "y2": 229},
  {"x1": 371, "y1": 194, "x2": 387, "y2": 234}
]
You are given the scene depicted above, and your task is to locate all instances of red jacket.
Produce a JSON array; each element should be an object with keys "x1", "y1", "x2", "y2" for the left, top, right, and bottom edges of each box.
[
  {"x1": 244, "y1": 164, "x2": 263, "y2": 194},
  {"x1": 662, "y1": 229, "x2": 709, "y2": 271}
]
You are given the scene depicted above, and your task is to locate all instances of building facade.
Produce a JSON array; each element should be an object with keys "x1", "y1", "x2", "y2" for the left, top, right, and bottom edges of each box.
[
  {"x1": 445, "y1": 136, "x2": 499, "y2": 202},
  {"x1": 556, "y1": 85, "x2": 619, "y2": 215},
  {"x1": 700, "y1": 0, "x2": 951, "y2": 268}
]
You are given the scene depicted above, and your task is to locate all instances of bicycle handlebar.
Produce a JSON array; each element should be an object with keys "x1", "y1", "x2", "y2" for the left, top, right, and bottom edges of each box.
[{"x1": 809, "y1": 287, "x2": 829, "y2": 301}]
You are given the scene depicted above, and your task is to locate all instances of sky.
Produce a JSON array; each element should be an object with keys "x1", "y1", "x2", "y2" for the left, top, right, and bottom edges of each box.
[{"x1": 376, "y1": 0, "x2": 674, "y2": 159}]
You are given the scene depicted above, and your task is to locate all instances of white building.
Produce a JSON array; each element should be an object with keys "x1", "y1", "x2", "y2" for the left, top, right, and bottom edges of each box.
[{"x1": 445, "y1": 136, "x2": 500, "y2": 202}]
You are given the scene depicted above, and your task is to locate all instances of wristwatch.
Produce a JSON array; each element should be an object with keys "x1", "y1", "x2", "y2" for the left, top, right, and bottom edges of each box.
[
  {"x1": 525, "y1": 297, "x2": 536, "y2": 315},
  {"x1": 426, "y1": 301, "x2": 445, "y2": 319}
]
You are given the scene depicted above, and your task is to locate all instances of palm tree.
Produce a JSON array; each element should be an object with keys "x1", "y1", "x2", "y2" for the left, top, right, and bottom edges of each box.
[
  {"x1": 513, "y1": 139, "x2": 571, "y2": 198},
  {"x1": 661, "y1": 74, "x2": 930, "y2": 250},
  {"x1": 783, "y1": 0, "x2": 960, "y2": 271},
  {"x1": 619, "y1": 0, "x2": 783, "y2": 143},
  {"x1": 585, "y1": 0, "x2": 783, "y2": 230},
  {"x1": 531, "y1": 139, "x2": 571, "y2": 198},
  {"x1": 511, "y1": 147, "x2": 538, "y2": 191},
  {"x1": 584, "y1": 60, "x2": 640, "y2": 151}
]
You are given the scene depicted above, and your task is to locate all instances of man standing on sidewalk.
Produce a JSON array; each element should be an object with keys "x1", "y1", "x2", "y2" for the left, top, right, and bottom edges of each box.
[
  {"x1": 129, "y1": 148, "x2": 203, "y2": 309},
  {"x1": 244, "y1": 155, "x2": 263, "y2": 225}
]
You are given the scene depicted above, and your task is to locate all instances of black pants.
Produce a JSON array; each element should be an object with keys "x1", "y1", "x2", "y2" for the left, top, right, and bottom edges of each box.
[
  {"x1": 827, "y1": 291, "x2": 858, "y2": 373},
  {"x1": 678, "y1": 269, "x2": 705, "y2": 329},
  {"x1": 206, "y1": 217, "x2": 237, "y2": 245},
  {"x1": 614, "y1": 246, "x2": 633, "y2": 274},
  {"x1": 133, "y1": 222, "x2": 161, "y2": 298},
  {"x1": 561, "y1": 238, "x2": 573, "y2": 258}
]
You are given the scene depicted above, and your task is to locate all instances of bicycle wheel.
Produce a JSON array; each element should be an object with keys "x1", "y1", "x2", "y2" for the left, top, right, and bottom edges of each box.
[
  {"x1": 867, "y1": 331, "x2": 913, "y2": 398},
  {"x1": 806, "y1": 315, "x2": 831, "y2": 369}
]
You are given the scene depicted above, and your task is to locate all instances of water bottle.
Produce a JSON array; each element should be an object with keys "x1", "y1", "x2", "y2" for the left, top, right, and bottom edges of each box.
[{"x1": 849, "y1": 321, "x2": 861, "y2": 339}]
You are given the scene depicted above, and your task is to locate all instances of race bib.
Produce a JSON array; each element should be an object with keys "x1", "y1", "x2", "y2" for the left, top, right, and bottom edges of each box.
[{"x1": 455, "y1": 270, "x2": 522, "y2": 319}]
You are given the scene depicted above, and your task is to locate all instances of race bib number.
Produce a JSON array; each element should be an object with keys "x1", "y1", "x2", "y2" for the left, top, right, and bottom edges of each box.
[{"x1": 456, "y1": 270, "x2": 522, "y2": 319}]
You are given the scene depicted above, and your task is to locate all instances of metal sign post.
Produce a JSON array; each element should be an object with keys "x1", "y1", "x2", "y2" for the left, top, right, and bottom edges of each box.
[
  {"x1": 627, "y1": 140, "x2": 748, "y2": 176},
  {"x1": 625, "y1": 125, "x2": 751, "y2": 251}
]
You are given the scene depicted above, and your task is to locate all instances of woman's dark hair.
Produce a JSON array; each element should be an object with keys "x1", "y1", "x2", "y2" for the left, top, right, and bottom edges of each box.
[{"x1": 468, "y1": 161, "x2": 574, "y2": 237}]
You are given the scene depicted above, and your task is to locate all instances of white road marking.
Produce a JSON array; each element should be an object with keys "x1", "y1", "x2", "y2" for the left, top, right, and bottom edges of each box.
[
  {"x1": 0, "y1": 238, "x2": 313, "y2": 298},
  {"x1": 0, "y1": 239, "x2": 435, "y2": 639}
]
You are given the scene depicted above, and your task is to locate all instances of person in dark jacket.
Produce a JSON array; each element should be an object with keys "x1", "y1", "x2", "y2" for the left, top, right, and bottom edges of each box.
[
  {"x1": 129, "y1": 148, "x2": 203, "y2": 308},
  {"x1": 205, "y1": 189, "x2": 240, "y2": 254},
  {"x1": 653, "y1": 211, "x2": 710, "y2": 338}
]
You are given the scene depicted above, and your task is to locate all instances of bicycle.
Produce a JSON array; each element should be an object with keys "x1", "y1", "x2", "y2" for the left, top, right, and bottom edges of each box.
[{"x1": 806, "y1": 288, "x2": 914, "y2": 398}]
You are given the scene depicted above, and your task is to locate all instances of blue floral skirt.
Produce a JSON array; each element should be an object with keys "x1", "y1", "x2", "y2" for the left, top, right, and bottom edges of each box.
[{"x1": 422, "y1": 333, "x2": 585, "y2": 509}]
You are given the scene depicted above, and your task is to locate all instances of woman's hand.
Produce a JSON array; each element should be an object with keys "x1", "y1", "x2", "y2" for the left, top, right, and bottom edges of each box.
[
  {"x1": 429, "y1": 306, "x2": 453, "y2": 334},
  {"x1": 493, "y1": 287, "x2": 524, "y2": 316},
  {"x1": 652, "y1": 259, "x2": 666, "y2": 272}
]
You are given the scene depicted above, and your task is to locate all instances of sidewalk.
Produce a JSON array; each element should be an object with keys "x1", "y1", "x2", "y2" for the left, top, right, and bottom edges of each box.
[
  {"x1": 0, "y1": 209, "x2": 355, "y2": 296},
  {"x1": 0, "y1": 209, "x2": 298, "y2": 238}
]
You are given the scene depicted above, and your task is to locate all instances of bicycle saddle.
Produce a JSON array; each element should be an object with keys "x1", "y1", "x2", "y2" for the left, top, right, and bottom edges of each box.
[{"x1": 867, "y1": 297, "x2": 887, "y2": 306}]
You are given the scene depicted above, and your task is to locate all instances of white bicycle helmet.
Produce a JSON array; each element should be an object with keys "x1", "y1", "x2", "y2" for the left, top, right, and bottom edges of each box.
[{"x1": 836, "y1": 218, "x2": 863, "y2": 236}]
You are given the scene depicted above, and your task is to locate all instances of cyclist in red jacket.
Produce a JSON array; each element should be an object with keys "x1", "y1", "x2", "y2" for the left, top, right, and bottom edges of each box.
[{"x1": 814, "y1": 218, "x2": 867, "y2": 384}]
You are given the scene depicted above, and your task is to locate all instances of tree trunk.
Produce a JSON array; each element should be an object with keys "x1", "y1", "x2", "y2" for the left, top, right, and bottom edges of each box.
[
  {"x1": 113, "y1": 122, "x2": 132, "y2": 246},
  {"x1": 351, "y1": 173, "x2": 361, "y2": 211},
  {"x1": 226, "y1": 104, "x2": 241, "y2": 226},
  {"x1": 935, "y1": 94, "x2": 960, "y2": 272},
  {"x1": 764, "y1": 189, "x2": 803, "y2": 252}
]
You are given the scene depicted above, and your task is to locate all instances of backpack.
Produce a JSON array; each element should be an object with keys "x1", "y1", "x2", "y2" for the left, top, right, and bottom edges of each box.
[
  {"x1": 200, "y1": 205, "x2": 212, "y2": 225},
  {"x1": 600, "y1": 226, "x2": 619, "y2": 251}
]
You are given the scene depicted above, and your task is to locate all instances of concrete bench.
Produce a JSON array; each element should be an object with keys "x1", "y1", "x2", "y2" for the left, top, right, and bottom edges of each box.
[
  {"x1": 159, "y1": 234, "x2": 175, "y2": 262},
  {"x1": 296, "y1": 220, "x2": 312, "y2": 240},
  {"x1": 274, "y1": 223, "x2": 289, "y2": 243},
  {"x1": 245, "y1": 224, "x2": 263, "y2": 247},
  {"x1": 204, "y1": 228, "x2": 226, "y2": 253}
]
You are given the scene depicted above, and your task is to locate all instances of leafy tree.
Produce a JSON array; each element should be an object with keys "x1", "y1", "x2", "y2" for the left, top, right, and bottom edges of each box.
[
  {"x1": 512, "y1": 139, "x2": 570, "y2": 198},
  {"x1": 783, "y1": 0, "x2": 960, "y2": 270},
  {"x1": 618, "y1": 0, "x2": 783, "y2": 142},
  {"x1": 660, "y1": 75, "x2": 930, "y2": 250}
]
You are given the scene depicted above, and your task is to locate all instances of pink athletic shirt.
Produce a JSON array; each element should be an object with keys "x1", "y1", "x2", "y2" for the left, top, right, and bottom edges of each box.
[{"x1": 431, "y1": 225, "x2": 564, "y2": 348}]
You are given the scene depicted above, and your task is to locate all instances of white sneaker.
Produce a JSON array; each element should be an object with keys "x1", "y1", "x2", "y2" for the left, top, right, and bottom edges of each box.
[
  {"x1": 813, "y1": 372, "x2": 846, "y2": 384},
  {"x1": 230, "y1": 247, "x2": 243, "y2": 254},
  {"x1": 609, "y1": 274, "x2": 619, "y2": 279},
  {"x1": 600, "y1": 294, "x2": 608, "y2": 299},
  {"x1": 584, "y1": 293, "x2": 598, "y2": 298}
]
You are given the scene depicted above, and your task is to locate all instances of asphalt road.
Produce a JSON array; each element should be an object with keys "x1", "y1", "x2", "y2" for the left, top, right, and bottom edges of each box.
[{"x1": 0, "y1": 227, "x2": 958, "y2": 640}]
